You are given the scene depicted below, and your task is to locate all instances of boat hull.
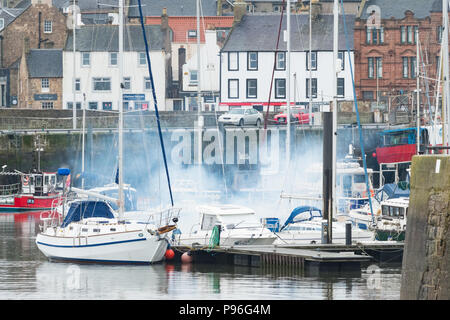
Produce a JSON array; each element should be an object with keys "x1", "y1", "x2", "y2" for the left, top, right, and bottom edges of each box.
[
  {"x1": 273, "y1": 230, "x2": 374, "y2": 245},
  {"x1": 0, "y1": 194, "x2": 62, "y2": 212},
  {"x1": 175, "y1": 234, "x2": 276, "y2": 247},
  {"x1": 374, "y1": 229, "x2": 405, "y2": 242},
  {"x1": 36, "y1": 230, "x2": 168, "y2": 264}
]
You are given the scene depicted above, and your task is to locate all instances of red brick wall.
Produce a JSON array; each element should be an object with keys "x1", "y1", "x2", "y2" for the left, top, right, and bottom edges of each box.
[{"x1": 354, "y1": 11, "x2": 447, "y2": 106}]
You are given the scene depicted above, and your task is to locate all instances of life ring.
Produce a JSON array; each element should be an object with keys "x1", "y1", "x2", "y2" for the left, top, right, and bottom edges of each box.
[
  {"x1": 23, "y1": 176, "x2": 29, "y2": 186},
  {"x1": 363, "y1": 189, "x2": 375, "y2": 198},
  {"x1": 157, "y1": 225, "x2": 177, "y2": 234}
]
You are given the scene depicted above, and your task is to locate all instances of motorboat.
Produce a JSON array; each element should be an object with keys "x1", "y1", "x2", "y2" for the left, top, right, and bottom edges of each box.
[
  {"x1": 374, "y1": 197, "x2": 409, "y2": 241},
  {"x1": 36, "y1": 199, "x2": 180, "y2": 264},
  {"x1": 0, "y1": 171, "x2": 64, "y2": 212},
  {"x1": 348, "y1": 182, "x2": 409, "y2": 231},
  {"x1": 173, "y1": 204, "x2": 276, "y2": 247},
  {"x1": 271, "y1": 206, "x2": 374, "y2": 245}
]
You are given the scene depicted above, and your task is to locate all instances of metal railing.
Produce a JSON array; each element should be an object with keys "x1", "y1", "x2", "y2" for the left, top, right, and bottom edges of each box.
[{"x1": 0, "y1": 183, "x2": 21, "y2": 196}]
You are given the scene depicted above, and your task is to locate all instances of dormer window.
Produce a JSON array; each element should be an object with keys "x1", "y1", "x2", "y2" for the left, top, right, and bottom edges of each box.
[{"x1": 0, "y1": 18, "x2": 4, "y2": 31}]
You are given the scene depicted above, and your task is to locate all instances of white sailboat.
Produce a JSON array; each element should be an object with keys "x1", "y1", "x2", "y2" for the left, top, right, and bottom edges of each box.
[{"x1": 35, "y1": 0, "x2": 179, "y2": 264}]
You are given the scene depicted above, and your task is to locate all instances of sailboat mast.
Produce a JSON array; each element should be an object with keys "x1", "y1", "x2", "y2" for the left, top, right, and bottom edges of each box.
[
  {"x1": 443, "y1": 0, "x2": 450, "y2": 153},
  {"x1": 286, "y1": 0, "x2": 291, "y2": 163},
  {"x1": 331, "y1": 0, "x2": 338, "y2": 242},
  {"x1": 72, "y1": 0, "x2": 76, "y2": 130},
  {"x1": 118, "y1": 0, "x2": 124, "y2": 219},
  {"x1": 308, "y1": 1, "x2": 312, "y2": 123},
  {"x1": 416, "y1": 28, "x2": 420, "y2": 154},
  {"x1": 196, "y1": 0, "x2": 203, "y2": 166}
]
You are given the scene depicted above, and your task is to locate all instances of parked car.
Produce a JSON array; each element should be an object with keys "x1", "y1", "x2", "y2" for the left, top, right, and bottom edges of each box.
[
  {"x1": 273, "y1": 110, "x2": 313, "y2": 125},
  {"x1": 218, "y1": 108, "x2": 264, "y2": 127}
]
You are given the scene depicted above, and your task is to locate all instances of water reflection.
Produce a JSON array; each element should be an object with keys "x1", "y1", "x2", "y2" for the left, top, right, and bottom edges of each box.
[{"x1": 0, "y1": 212, "x2": 401, "y2": 300}]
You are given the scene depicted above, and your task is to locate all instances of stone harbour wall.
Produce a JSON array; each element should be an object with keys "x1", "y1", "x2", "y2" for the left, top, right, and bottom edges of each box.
[{"x1": 401, "y1": 155, "x2": 450, "y2": 300}]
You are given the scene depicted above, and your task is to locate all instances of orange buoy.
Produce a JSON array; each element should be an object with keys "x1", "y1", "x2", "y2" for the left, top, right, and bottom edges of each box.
[
  {"x1": 181, "y1": 251, "x2": 193, "y2": 264},
  {"x1": 165, "y1": 248, "x2": 175, "y2": 260}
]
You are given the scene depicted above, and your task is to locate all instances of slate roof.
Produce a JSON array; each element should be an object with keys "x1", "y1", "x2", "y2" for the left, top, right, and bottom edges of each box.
[
  {"x1": 65, "y1": 25, "x2": 165, "y2": 51},
  {"x1": 0, "y1": 4, "x2": 30, "y2": 31},
  {"x1": 127, "y1": 0, "x2": 218, "y2": 18},
  {"x1": 52, "y1": 0, "x2": 118, "y2": 11},
  {"x1": 359, "y1": 0, "x2": 437, "y2": 20},
  {"x1": 26, "y1": 49, "x2": 63, "y2": 78},
  {"x1": 222, "y1": 13, "x2": 355, "y2": 52}
]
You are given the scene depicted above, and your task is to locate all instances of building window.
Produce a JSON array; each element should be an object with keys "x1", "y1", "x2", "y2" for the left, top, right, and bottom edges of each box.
[
  {"x1": 306, "y1": 51, "x2": 317, "y2": 70},
  {"x1": 306, "y1": 78, "x2": 317, "y2": 98},
  {"x1": 44, "y1": 20, "x2": 52, "y2": 33},
  {"x1": 75, "y1": 78, "x2": 81, "y2": 91},
  {"x1": 437, "y1": 26, "x2": 443, "y2": 43},
  {"x1": 41, "y1": 102, "x2": 53, "y2": 109},
  {"x1": 247, "y1": 52, "x2": 258, "y2": 70},
  {"x1": 135, "y1": 101, "x2": 149, "y2": 110},
  {"x1": 410, "y1": 57, "x2": 416, "y2": 78},
  {"x1": 337, "y1": 78, "x2": 344, "y2": 97},
  {"x1": 338, "y1": 51, "x2": 345, "y2": 71},
  {"x1": 102, "y1": 102, "x2": 112, "y2": 110},
  {"x1": 144, "y1": 77, "x2": 152, "y2": 90},
  {"x1": 187, "y1": 30, "x2": 197, "y2": 38},
  {"x1": 246, "y1": 79, "x2": 257, "y2": 98},
  {"x1": 228, "y1": 79, "x2": 239, "y2": 99},
  {"x1": 362, "y1": 91, "x2": 374, "y2": 100},
  {"x1": 82, "y1": 52, "x2": 90, "y2": 66},
  {"x1": 67, "y1": 102, "x2": 82, "y2": 109},
  {"x1": 376, "y1": 57, "x2": 383, "y2": 78},
  {"x1": 406, "y1": 26, "x2": 418, "y2": 44},
  {"x1": 41, "y1": 78, "x2": 49, "y2": 92},
  {"x1": 228, "y1": 52, "x2": 239, "y2": 71},
  {"x1": 139, "y1": 52, "x2": 147, "y2": 65},
  {"x1": 92, "y1": 77, "x2": 111, "y2": 91},
  {"x1": 189, "y1": 70, "x2": 198, "y2": 85},
  {"x1": 367, "y1": 26, "x2": 384, "y2": 44},
  {"x1": 402, "y1": 57, "x2": 409, "y2": 78},
  {"x1": 401, "y1": 26, "x2": 407, "y2": 44},
  {"x1": 275, "y1": 78, "x2": 286, "y2": 99},
  {"x1": 88, "y1": 102, "x2": 98, "y2": 110},
  {"x1": 276, "y1": 52, "x2": 286, "y2": 70},
  {"x1": 109, "y1": 52, "x2": 118, "y2": 66},
  {"x1": 123, "y1": 77, "x2": 131, "y2": 90},
  {"x1": 368, "y1": 57, "x2": 382, "y2": 79},
  {"x1": 0, "y1": 18, "x2": 4, "y2": 31}
]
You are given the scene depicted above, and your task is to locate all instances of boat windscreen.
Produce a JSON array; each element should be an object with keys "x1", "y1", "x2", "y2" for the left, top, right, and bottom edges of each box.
[{"x1": 61, "y1": 201, "x2": 115, "y2": 227}]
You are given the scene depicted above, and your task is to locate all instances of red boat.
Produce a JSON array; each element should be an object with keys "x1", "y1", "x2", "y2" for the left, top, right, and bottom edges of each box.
[{"x1": 0, "y1": 172, "x2": 64, "y2": 212}]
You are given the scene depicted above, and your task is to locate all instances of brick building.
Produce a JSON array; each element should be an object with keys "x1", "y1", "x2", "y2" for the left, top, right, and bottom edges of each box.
[{"x1": 354, "y1": 0, "x2": 446, "y2": 120}]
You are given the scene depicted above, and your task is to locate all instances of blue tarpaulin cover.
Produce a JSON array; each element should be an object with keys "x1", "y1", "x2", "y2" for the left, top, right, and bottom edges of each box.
[
  {"x1": 61, "y1": 201, "x2": 115, "y2": 228},
  {"x1": 280, "y1": 206, "x2": 322, "y2": 231}
]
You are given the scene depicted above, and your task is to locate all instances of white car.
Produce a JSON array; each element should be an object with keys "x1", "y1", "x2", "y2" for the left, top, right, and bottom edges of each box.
[{"x1": 218, "y1": 108, "x2": 264, "y2": 127}]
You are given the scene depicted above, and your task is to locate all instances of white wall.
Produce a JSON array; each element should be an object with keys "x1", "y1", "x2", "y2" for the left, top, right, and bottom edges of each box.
[
  {"x1": 182, "y1": 30, "x2": 220, "y2": 93},
  {"x1": 63, "y1": 50, "x2": 167, "y2": 111},
  {"x1": 220, "y1": 50, "x2": 355, "y2": 109}
]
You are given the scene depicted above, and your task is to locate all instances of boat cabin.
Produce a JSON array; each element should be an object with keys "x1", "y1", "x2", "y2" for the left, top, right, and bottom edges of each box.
[
  {"x1": 197, "y1": 204, "x2": 262, "y2": 231},
  {"x1": 21, "y1": 172, "x2": 59, "y2": 196},
  {"x1": 380, "y1": 197, "x2": 409, "y2": 221}
]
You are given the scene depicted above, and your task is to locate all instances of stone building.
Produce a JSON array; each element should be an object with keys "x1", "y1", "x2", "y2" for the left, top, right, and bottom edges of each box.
[
  {"x1": 18, "y1": 42, "x2": 63, "y2": 109},
  {"x1": 0, "y1": 0, "x2": 67, "y2": 108},
  {"x1": 354, "y1": 0, "x2": 446, "y2": 120}
]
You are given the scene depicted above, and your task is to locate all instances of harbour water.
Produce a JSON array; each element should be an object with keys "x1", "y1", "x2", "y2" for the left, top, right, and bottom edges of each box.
[{"x1": 0, "y1": 211, "x2": 402, "y2": 300}]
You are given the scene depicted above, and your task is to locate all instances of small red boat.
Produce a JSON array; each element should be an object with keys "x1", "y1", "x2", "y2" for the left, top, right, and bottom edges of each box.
[{"x1": 0, "y1": 172, "x2": 65, "y2": 212}]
